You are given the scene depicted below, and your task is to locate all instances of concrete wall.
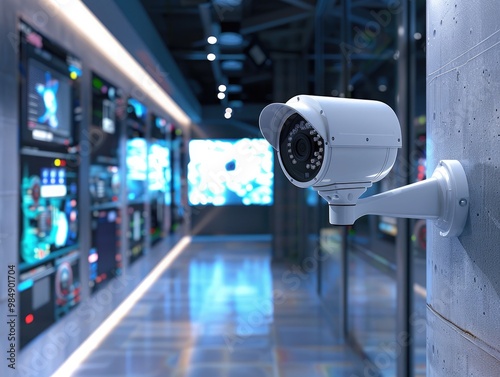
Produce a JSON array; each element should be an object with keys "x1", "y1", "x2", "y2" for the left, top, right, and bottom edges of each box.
[{"x1": 427, "y1": 0, "x2": 500, "y2": 375}]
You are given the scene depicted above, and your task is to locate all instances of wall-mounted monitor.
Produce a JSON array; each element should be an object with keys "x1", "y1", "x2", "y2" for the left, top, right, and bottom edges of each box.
[
  {"x1": 54, "y1": 251, "x2": 81, "y2": 319},
  {"x1": 126, "y1": 138, "x2": 147, "y2": 202},
  {"x1": 89, "y1": 209, "x2": 122, "y2": 292},
  {"x1": 19, "y1": 154, "x2": 79, "y2": 269},
  {"x1": 90, "y1": 73, "x2": 124, "y2": 161},
  {"x1": 19, "y1": 21, "x2": 81, "y2": 152},
  {"x1": 171, "y1": 125, "x2": 184, "y2": 231},
  {"x1": 128, "y1": 204, "x2": 146, "y2": 264},
  {"x1": 188, "y1": 138, "x2": 274, "y2": 206},
  {"x1": 148, "y1": 143, "x2": 171, "y2": 193},
  {"x1": 126, "y1": 98, "x2": 147, "y2": 132},
  {"x1": 89, "y1": 164, "x2": 120, "y2": 205}
]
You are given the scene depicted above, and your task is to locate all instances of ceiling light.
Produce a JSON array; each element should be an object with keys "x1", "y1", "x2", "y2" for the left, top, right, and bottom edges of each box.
[
  {"x1": 207, "y1": 36, "x2": 217, "y2": 44},
  {"x1": 378, "y1": 77, "x2": 388, "y2": 92},
  {"x1": 224, "y1": 112, "x2": 232, "y2": 119},
  {"x1": 225, "y1": 108, "x2": 233, "y2": 114},
  {"x1": 207, "y1": 53, "x2": 216, "y2": 61},
  {"x1": 218, "y1": 84, "x2": 227, "y2": 92},
  {"x1": 218, "y1": 92, "x2": 226, "y2": 100}
]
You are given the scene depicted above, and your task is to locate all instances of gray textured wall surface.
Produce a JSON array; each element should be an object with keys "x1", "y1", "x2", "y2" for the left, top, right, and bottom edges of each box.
[{"x1": 427, "y1": 0, "x2": 500, "y2": 375}]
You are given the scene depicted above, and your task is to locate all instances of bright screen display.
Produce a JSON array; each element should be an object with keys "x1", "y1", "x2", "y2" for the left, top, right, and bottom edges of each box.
[
  {"x1": 148, "y1": 143, "x2": 171, "y2": 193},
  {"x1": 89, "y1": 164, "x2": 120, "y2": 205},
  {"x1": 20, "y1": 155, "x2": 78, "y2": 266},
  {"x1": 27, "y1": 59, "x2": 72, "y2": 145},
  {"x1": 126, "y1": 138, "x2": 147, "y2": 202},
  {"x1": 188, "y1": 139, "x2": 273, "y2": 206}
]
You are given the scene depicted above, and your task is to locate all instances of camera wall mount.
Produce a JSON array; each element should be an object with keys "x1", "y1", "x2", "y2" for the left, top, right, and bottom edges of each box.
[{"x1": 323, "y1": 160, "x2": 469, "y2": 237}]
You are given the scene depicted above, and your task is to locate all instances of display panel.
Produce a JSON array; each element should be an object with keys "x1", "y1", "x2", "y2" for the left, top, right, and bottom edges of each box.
[
  {"x1": 54, "y1": 251, "x2": 81, "y2": 319},
  {"x1": 19, "y1": 267, "x2": 55, "y2": 349},
  {"x1": 19, "y1": 21, "x2": 81, "y2": 152},
  {"x1": 126, "y1": 98, "x2": 147, "y2": 130},
  {"x1": 148, "y1": 143, "x2": 171, "y2": 193},
  {"x1": 188, "y1": 139, "x2": 274, "y2": 206},
  {"x1": 126, "y1": 138, "x2": 148, "y2": 202},
  {"x1": 19, "y1": 249, "x2": 81, "y2": 348},
  {"x1": 89, "y1": 164, "x2": 120, "y2": 205},
  {"x1": 126, "y1": 98, "x2": 147, "y2": 203},
  {"x1": 20, "y1": 154, "x2": 79, "y2": 268},
  {"x1": 128, "y1": 204, "x2": 146, "y2": 264},
  {"x1": 89, "y1": 209, "x2": 122, "y2": 292},
  {"x1": 90, "y1": 73, "x2": 124, "y2": 161},
  {"x1": 171, "y1": 126, "x2": 183, "y2": 231},
  {"x1": 149, "y1": 116, "x2": 172, "y2": 243}
]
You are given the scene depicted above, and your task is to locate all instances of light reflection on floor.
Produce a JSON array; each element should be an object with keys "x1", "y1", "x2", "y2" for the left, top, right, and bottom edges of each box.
[{"x1": 72, "y1": 236, "x2": 368, "y2": 377}]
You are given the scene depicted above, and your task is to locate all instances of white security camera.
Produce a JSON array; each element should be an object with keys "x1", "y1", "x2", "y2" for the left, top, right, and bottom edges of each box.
[{"x1": 259, "y1": 95, "x2": 470, "y2": 237}]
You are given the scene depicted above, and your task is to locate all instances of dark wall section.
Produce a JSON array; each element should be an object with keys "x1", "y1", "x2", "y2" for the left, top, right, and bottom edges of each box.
[{"x1": 191, "y1": 206, "x2": 270, "y2": 235}]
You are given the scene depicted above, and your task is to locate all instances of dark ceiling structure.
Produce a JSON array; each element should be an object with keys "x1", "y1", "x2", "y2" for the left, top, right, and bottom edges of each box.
[{"x1": 140, "y1": 0, "x2": 424, "y2": 128}]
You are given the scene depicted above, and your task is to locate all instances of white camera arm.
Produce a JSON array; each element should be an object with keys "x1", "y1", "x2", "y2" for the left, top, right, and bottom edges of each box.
[{"x1": 321, "y1": 160, "x2": 469, "y2": 237}]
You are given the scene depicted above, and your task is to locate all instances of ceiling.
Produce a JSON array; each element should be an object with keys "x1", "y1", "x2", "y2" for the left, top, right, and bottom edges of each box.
[{"x1": 139, "y1": 0, "x2": 422, "y2": 128}]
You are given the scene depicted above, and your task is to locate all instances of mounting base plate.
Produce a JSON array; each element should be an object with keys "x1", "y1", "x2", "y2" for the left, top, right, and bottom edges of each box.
[{"x1": 432, "y1": 160, "x2": 469, "y2": 237}]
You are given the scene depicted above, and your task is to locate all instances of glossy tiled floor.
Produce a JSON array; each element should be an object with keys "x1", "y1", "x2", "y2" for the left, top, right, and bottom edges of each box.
[{"x1": 71, "y1": 236, "x2": 368, "y2": 377}]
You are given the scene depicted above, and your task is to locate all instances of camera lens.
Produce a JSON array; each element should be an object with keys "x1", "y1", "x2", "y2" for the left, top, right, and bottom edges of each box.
[
  {"x1": 292, "y1": 134, "x2": 311, "y2": 161},
  {"x1": 279, "y1": 113, "x2": 324, "y2": 182}
]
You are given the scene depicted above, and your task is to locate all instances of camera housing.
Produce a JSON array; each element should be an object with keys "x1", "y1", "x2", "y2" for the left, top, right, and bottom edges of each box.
[
  {"x1": 260, "y1": 95, "x2": 402, "y2": 205},
  {"x1": 260, "y1": 95, "x2": 470, "y2": 237}
]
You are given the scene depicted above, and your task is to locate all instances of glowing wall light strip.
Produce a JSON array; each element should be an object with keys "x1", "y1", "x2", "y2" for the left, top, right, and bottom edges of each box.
[
  {"x1": 51, "y1": 236, "x2": 192, "y2": 377},
  {"x1": 44, "y1": 0, "x2": 191, "y2": 128}
]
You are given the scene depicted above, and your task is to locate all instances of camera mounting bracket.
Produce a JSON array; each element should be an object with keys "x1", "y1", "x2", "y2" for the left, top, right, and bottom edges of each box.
[{"x1": 327, "y1": 160, "x2": 469, "y2": 237}]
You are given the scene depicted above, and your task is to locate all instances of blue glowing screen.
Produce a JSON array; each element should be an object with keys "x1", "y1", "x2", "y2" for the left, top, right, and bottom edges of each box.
[
  {"x1": 188, "y1": 139, "x2": 273, "y2": 206},
  {"x1": 126, "y1": 138, "x2": 147, "y2": 201}
]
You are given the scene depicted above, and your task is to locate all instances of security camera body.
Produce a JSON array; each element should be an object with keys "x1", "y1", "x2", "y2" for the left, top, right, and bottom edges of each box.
[
  {"x1": 259, "y1": 95, "x2": 402, "y2": 205},
  {"x1": 259, "y1": 95, "x2": 470, "y2": 237}
]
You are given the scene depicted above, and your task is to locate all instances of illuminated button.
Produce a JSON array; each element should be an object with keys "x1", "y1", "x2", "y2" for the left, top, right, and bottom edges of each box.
[
  {"x1": 54, "y1": 159, "x2": 61, "y2": 167},
  {"x1": 25, "y1": 314, "x2": 34, "y2": 325}
]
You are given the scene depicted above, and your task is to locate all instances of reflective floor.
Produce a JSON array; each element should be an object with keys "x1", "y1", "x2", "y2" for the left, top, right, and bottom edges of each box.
[{"x1": 71, "y1": 236, "x2": 368, "y2": 377}]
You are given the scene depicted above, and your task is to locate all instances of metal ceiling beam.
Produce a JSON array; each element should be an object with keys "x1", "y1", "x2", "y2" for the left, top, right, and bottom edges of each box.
[
  {"x1": 351, "y1": 0, "x2": 396, "y2": 8},
  {"x1": 240, "y1": 72, "x2": 273, "y2": 84},
  {"x1": 240, "y1": 7, "x2": 312, "y2": 35},
  {"x1": 278, "y1": 0, "x2": 315, "y2": 11},
  {"x1": 329, "y1": 9, "x2": 371, "y2": 25},
  {"x1": 307, "y1": 51, "x2": 395, "y2": 60}
]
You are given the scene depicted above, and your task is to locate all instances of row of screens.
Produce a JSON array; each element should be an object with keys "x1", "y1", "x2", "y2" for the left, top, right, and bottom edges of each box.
[
  {"x1": 21, "y1": 20, "x2": 167, "y2": 157},
  {"x1": 21, "y1": 21, "x2": 274, "y2": 209},
  {"x1": 125, "y1": 137, "x2": 275, "y2": 207}
]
